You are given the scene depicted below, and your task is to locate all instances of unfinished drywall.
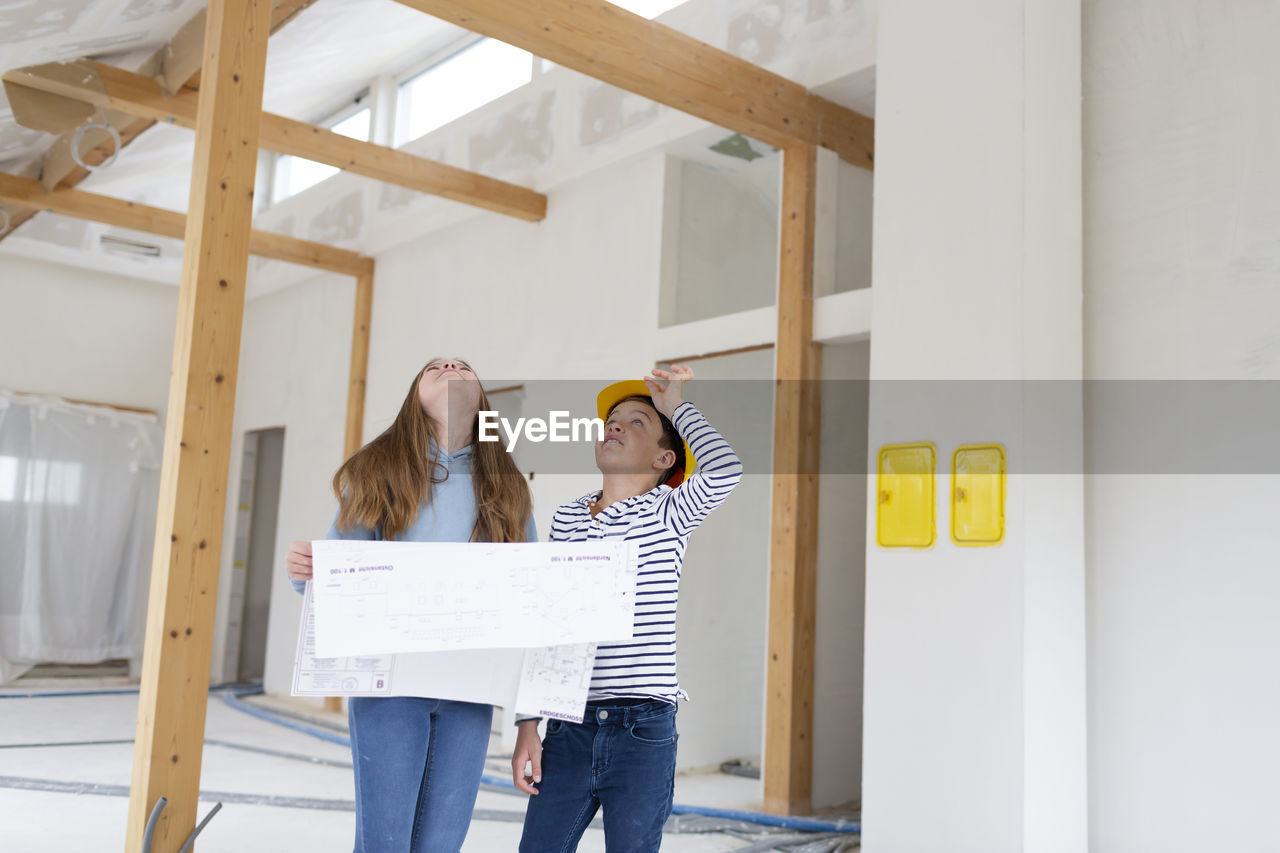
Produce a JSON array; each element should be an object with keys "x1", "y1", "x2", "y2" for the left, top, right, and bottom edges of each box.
[
  {"x1": 0, "y1": 254, "x2": 176, "y2": 412},
  {"x1": 673, "y1": 348, "x2": 773, "y2": 774},
  {"x1": 306, "y1": 190, "x2": 364, "y2": 246},
  {"x1": 833, "y1": 160, "x2": 873, "y2": 295},
  {"x1": 813, "y1": 339, "x2": 869, "y2": 810},
  {"x1": 468, "y1": 91, "x2": 556, "y2": 176},
  {"x1": 864, "y1": 1, "x2": 1085, "y2": 850},
  {"x1": 1083, "y1": 1, "x2": 1280, "y2": 849},
  {"x1": 579, "y1": 82, "x2": 662, "y2": 148},
  {"x1": 660, "y1": 155, "x2": 780, "y2": 326}
]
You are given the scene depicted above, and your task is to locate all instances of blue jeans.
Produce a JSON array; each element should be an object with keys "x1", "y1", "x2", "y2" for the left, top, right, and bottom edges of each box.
[
  {"x1": 348, "y1": 696, "x2": 493, "y2": 853},
  {"x1": 519, "y1": 699, "x2": 678, "y2": 853}
]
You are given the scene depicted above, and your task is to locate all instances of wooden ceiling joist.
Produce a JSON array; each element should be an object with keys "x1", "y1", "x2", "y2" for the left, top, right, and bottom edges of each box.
[
  {"x1": 390, "y1": 0, "x2": 874, "y2": 169},
  {"x1": 0, "y1": 0, "x2": 322, "y2": 246},
  {"x1": 3, "y1": 61, "x2": 548, "y2": 222},
  {"x1": 0, "y1": 171, "x2": 371, "y2": 276}
]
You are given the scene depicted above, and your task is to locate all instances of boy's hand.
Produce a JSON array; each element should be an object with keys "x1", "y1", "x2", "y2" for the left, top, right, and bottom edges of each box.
[
  {"x1": 285, "y1": 540, "x2": 314, "y2": 582},
  {"x1": 511, "y1": 720, "x2": 543, "y2": 795},
  {"x1": 645, "y1": 364, "x2": 694, "y2": 418}
]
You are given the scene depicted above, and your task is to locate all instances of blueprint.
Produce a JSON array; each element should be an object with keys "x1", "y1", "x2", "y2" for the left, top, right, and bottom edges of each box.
[
  {"x1": 309, "y1": 539, "x2": 638, "y2": 658},
  {"x1": 293, "y1": 584, "x2": 600, "y2": 721},
  {"x1": 514, "y1": 642, "x2": 598, "y2": 723}
]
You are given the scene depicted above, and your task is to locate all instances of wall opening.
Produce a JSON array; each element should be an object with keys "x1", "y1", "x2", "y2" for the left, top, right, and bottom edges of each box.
[{"x1": 225, "y1": 427, "x2": 285, "y2": 684}]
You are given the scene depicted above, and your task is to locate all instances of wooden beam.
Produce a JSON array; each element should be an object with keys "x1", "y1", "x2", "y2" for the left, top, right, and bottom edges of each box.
[
  {"x1": 391, "y1": 0, "x2": 873, "y2": 168},
  {"x1": 658, "y1": 342, "x2": 775, "y2": 366},
  {"x1": 269, "y1": 0, "x2": 323, "y2": 31},
  {"x1": 764, "y1": 143, "x2": 822, "y2": 816},
  {"x1": 0, "y1": 172, "x2": 371, "y2": 276},
  {"x1": 3, "y1": 62, "x2": 548, "y2": 221},
  {"x1": 124, "y1": 2, "x2": 272, "y2": 850},
  {"x1": 343, "y1": 268, "x2": 374, "y2": 461},
  {"x1": 319, "y1": 266, "x2": 376, "y2": 716},
  {"x1": 247, "y1": 228, "x2": 373, "y2": 276},
  {"x1": 265, "y1": 112, "x2": 546, "y2": 220},
  {"x1": 0, "y1": 0, "x2": 321, "y2": 246}
]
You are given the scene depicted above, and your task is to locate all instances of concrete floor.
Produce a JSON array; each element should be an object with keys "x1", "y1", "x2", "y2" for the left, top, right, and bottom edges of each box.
[{"x1": 0, "y1": 685, "x2": 858, "y2": 852}]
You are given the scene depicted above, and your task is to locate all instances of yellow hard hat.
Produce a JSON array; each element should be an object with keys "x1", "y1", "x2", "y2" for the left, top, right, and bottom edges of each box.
[{"x1": 596, "y1": 379, "x2": 696, "y2": 487}]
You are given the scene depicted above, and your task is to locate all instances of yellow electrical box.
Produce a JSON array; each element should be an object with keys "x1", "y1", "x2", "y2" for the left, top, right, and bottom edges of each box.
[
  {"x1": 876, "y1": 443, "x2": 936, "y2": 548},
  {"x1": 951, "y1": 444, "x2": 1006, "y2": 546}
]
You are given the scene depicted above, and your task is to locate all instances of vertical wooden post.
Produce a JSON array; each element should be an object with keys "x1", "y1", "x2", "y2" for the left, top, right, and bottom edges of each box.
[
  {"x1": 343, "y1": 265, "x2": 375, "y2": 461},
  {"x1": 125, "y1": 1, "x2": 271, "y2": 850},
  {"x1": 764, "y1": 143, "x2": 822, "y2": 816},
  {"x1": 323, "y1": 263, "x2": 375, "y2": 714}
]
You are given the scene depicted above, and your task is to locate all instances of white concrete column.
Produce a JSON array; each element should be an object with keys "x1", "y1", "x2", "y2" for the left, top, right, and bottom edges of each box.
[{"x1": 863, "y1": 0, "x2": 1086, "y2": 850}]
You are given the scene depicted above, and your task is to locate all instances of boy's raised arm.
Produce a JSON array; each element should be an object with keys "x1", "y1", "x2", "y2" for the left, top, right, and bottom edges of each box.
[
  {"x1": 644, "y1": 365, "x2": 743, "y2": 536},
  {"x1": 660, "y1": 402, "x2": 743, "y2": 536}
]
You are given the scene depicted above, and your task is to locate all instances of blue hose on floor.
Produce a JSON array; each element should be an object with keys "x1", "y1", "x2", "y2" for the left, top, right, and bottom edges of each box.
[
  {"x1": 220, "y1": 688, "x2": 351, "y2": 747},
  {"x1": 221, "y1": 687, "x2": 860, "y2": 834},
  {"x1": 2, "y1": 683, "x2": 860, "y2": 834},
  {"x1": 668, "y1": 803, "x2": 859, "y2": 833}
]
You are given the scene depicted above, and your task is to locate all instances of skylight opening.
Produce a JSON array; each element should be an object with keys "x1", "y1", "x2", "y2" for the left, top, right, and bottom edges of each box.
[{"x1": 394, "y1": 39, "x2": 532, "y2": 147}]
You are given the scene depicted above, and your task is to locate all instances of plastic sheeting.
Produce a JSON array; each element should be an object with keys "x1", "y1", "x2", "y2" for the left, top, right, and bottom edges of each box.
[{"x1": 0, "y1": 390, "x2": 161, "y2": 684}]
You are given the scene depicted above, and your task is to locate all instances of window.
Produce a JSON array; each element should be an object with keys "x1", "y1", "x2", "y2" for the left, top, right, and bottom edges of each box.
[
  {"x1": 0, "y1": 456, "x2": 15, "y2": 501},
  {"x1": 270, "y1": 106, "x2": 371, "y2": 203},
  {"x1": 395, "y1": 39, "x2": 532, "y2": 146},
  {"x1": 0, "y1": 456, "x2": 83, "y2": 505}
]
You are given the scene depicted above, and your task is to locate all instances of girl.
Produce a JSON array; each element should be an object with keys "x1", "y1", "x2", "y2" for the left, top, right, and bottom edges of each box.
[{"x1": 286, "y1": 357, "x2": 535, "y2": 853}]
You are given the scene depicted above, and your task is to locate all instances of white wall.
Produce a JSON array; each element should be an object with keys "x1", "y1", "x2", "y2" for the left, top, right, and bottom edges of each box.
[
  {"x1": 813, "y1": 339, "x2": 869, "y2": 810},
  {"x1": 0, "y1": 255, "x2": 176, "y2": 412},
  {"x1": 1083, "y1": 1, "x2": 1280, "y2": 849},
  {"x1": 676, "y1": 349, "x2": 773, "y2": 776},
  {"x1": 664, "y1": 155, "x2": 780, "y2": 325},
  {"x1": 864, "y1": 1, "x2": 1085, "y2": 850}
]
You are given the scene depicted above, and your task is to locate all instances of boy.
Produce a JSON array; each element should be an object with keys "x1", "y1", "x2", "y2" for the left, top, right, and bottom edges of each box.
[{"x1": 512, "y1": 364, "x2": 742, "y2": 852}]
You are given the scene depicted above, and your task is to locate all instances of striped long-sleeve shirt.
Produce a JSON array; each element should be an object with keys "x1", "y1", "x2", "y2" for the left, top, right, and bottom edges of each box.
[{"x1": 550, "y1": 402, "x2": 742, "y2": 704}]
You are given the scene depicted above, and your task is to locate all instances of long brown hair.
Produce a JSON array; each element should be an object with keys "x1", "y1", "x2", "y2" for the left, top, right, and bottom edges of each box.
[{"x1": 332, "y1": 362, "x2": 532, "y2": 542}]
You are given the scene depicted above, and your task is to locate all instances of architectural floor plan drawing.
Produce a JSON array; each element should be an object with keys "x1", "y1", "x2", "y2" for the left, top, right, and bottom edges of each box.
[
  {"x1": 293, "y1": 585, "x2": 600, "y2": 721},
  {"x1": 309, "y1": 539, "x2": 639, "y2": 658},
  {"x1": 513, "y1": 642, "x2": 599, "y2": 723}
]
